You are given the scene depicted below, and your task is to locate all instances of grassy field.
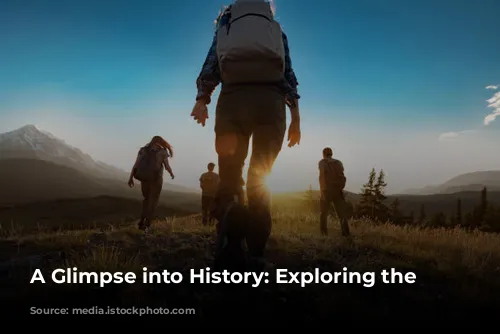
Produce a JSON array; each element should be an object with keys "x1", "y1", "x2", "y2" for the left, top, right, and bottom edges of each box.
[{"x1": 1, "y1": 200, "x2": 499, "y2": 325}]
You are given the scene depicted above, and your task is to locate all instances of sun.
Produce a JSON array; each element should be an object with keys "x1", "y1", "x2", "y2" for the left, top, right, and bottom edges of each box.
[{"x1": 262, "y1": 174, "x2": 275, "y2": 194}]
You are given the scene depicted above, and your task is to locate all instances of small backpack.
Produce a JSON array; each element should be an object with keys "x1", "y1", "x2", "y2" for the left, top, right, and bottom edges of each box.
[
  {"x1": 202, "y1": 172, "x2": 219, "y2": 194},
  {"x1": 216, "y1": 1, "x2": 285, "y2": 85},
  {"x1": 324, "y1": 159, "x2": 347, "y2": 191},
  {"x1": 134, "y1": 146, "x2": 163, "y2": 182}
]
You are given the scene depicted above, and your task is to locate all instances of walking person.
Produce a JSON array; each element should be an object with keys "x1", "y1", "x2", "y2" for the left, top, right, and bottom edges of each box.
[
  {"x1": 199, "y1": 162, "x2": 219, "y2": 225},
  {"x1": 128, "y1": 136, "x2": 175, "y2": 232},
  {"x1": 191, "y1": 0, "x2": 301, "y2": 271},
  {"x1": 318, "y1": 147, "x2": 350, "y2": 237}
]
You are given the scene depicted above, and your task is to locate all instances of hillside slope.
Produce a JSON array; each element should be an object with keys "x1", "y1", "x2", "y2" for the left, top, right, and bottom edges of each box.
[
  {"x1": 0, "y1": 159, "x2": 200, "y2": 210},
  {"x1": 0, "y1": 195, "x2": 193, "y2": 230},
  {"x1": 401, "y1": 170, "x2": 500, "y2": 195},
  {"x1": 0, "y1": 125, "x2": 194, "y2": 193}
]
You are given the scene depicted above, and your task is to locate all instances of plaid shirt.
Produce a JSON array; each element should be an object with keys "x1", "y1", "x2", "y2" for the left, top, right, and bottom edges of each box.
[{"x1": 195, "y1": 8, "x2": 300, "y2": 107}]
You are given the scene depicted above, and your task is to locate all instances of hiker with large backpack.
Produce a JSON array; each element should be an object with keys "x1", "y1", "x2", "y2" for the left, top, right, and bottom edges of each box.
[
  {"x1": 318, "y1": 147, "x2": 351, "y2": 237},
  {"x1": 199, "y1": 162, "x2": 220, "y2": 225},
  {"x1": 128, "y1": 136, "x2": 175, "y2": 232},
  {"x1": 191, "y1": 0, "x2": 301, "y2": 271}
]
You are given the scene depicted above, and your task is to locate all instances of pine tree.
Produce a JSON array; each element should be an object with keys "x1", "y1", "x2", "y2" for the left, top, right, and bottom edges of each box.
[
  {"x1": 417, "y1": 204, "x2": 426, "y2": 225},
  {"x1": 356, "y1": 168, "x2": 377, "y2": 218},
  {"x1": 456, "y1": 197, "x2": 462, "y2": 226},
  {"x1": 479, "y1": 186, "x2": 488, "y2": 224},
  {"x1": 373, "y1": 169, "x2": 390, "y2": 221},
  {"x1": 464, "y1": 211, "x2": 474, "y2": 229},
  {"x1": 390, "y1": 198, "x2": 403, "y2": 225}
]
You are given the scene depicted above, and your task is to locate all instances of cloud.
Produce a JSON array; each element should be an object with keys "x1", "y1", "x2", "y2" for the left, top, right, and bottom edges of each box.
[
  {"x1": 438, "y1": 84, "x2": 499, "y2": 141},
  {"x1": 484, "y1": 91, "x2": 500, "y2": 126},
  {"x1": 438, "y1": 130, "x2": 474, "y2": 142}
]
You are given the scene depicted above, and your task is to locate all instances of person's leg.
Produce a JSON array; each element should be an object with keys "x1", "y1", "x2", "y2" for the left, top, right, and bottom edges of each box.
[
  {"x1": 140, "y1": 181, "x2": 151, "y2": 229},
  {"x1": 319, "y1": 192, "x2": 330, "y2": 236},
  {"x1": 236, "y1": 176, "x2": 246, "y2": 206},
  {"x1": 245, "y1": 88, "x2": 286, "y2": 258},
  {"x1": 201, "y1": 195, "x2": 209, "y2": 225},
  {"x1": 211, "y1": 88, "x2": 252, "y2": 270},
  {"x1": 332, "y1": 191, "x2": 351, "y2": 237},
  {"x1": 206, "y1": 196, "x2": 215, "y2": 225},
  {"x1": 144, "y1": 177, "x2": 163, "y2": 228}
]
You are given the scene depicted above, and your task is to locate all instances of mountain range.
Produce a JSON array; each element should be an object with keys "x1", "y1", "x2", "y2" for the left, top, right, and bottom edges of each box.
[
  {"x1": 0, "y1": 125, "x2": 194, "y2": 191},
  {"x1": 1, "y1": 124, "x2": 500, "y2": 218},
  {"x1": 0, "y1": 125, "x2": 199, "y2": 210}
]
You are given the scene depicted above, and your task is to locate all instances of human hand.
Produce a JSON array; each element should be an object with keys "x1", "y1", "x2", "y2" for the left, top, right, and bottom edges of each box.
[
  {"x1": 128, "y1": 178, "x2": 134, "y2": 188},
  {"x1": 190, "y1": 100, "x2": 209, "y2": 127},
  {"x1": 287, "y1": 119, "x2": 301, "y2": 147}
]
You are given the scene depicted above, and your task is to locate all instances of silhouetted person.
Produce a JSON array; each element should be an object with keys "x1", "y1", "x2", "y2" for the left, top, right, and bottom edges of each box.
[
  {"x1": 128, "y1": 136, "x2": 174, "y2": 232},
  {"x1": 190, "y1": 0, "x2": 301, "y2": 271},
  {"x1": 199, "y1": 162, "x2": 219, "y2": 225},
  {"x1": 318, "y1": 147, "x2": 350, "y2": 237},
  {"x1": 237, "y1": 176, "x2": 246, "y2": 206}
]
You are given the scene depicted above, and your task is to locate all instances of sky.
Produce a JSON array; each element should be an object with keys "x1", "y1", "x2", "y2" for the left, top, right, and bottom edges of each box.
[{"x1": 1, "y1": 0, "x2": 499, "y2": 194}]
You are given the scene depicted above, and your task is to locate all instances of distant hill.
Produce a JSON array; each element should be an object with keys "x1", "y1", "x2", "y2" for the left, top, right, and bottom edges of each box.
[
  {"x1": 0, "y1": 124, "x2": 194, "y2": 193},
  {"x1": 0, "y1": 159, "x2": 200, "y2": 211},
  {"x1": 277, "y1": 189, "x2": 500, "y2": 217},
  {"x1": 400, "y1": 171, "x2": 500, "y2": 195}
]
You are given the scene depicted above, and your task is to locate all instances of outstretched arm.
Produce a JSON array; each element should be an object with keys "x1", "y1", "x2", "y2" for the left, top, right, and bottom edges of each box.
[
  {"x1": 195, "y1": 34, "x2": 221, "y2": 105},
  {"x1": 318, "y1": 161, "x2": 326, "y2": 191},
  {"x1": 129, "y1": 151, "x2": 141, "y2": 180},
  {"x1": 163, "y1": 155, "x2": 174, "y2": 179},
  {"x1": 128, "y1": 150, "x2": 142, "y2": 186}
]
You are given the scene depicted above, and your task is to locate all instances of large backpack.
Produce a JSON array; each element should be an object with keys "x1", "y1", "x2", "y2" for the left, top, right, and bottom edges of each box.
[
  {"x1": 134, "y1": 147, "x2": 163, "y2": 182},
  {"x1": 324, "y1": 159, "x2": 347, "y2": 192},
  {"x1": 216, "y1": 1, "x2": 285, "y2": 85}
]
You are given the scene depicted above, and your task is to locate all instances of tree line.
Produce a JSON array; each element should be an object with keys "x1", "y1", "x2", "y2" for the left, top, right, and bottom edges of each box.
[
  {"x1": 305, "y1": 168, "x2": 500, "y2": 233},
  {"x1": 355, "y1": 168, "x2": 500, "y2": 232}
]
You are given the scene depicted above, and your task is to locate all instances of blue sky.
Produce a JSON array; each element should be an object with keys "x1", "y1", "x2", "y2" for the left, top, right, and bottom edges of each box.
[{"x1": 1, "y1": 0, "x2": 499, "y2": 193}]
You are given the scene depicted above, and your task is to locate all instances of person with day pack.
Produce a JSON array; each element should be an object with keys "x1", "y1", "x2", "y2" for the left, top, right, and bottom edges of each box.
[
  {"x1": 191, "y1": 0, "x2": 301, "y2": 271},
  {"x1": 128, "y1": 136, "x2": 175, "y2": 232},
  {"x1": 318, "y1": 147, "x2": 351, "y2": 237},
  {"x1": 199, "y1": 162, "x2": 220, "y2": 225}
]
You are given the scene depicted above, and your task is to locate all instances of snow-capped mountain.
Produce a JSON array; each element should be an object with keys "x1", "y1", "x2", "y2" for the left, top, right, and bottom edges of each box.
[{"x1": 0, "y1": 124, "x2": 127, "y2": 180}]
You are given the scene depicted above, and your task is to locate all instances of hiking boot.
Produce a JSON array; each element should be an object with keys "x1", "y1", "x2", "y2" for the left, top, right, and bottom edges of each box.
[
  {"x1": 138, "y1": 218, "x2": 146, "y2": 230},
  {"x1": 213, "y1": 202, "x2": 249, "y2": 272},
  {"x1": 340, "y1": 219, "x2": 350, "y2": 237},
  {"x1": 139, "y1": 219, "x2": 152, "y2": 233}
]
